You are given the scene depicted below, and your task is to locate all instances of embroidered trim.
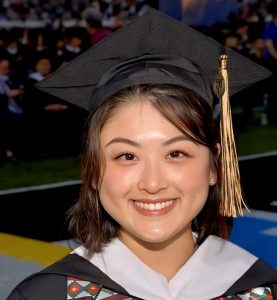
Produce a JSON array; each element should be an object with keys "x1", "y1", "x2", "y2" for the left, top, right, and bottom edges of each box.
[
  {"x1": 67, "y1": 277, "x2": 139, "y2": 299},
  {"x1": 67, "y1": 277, "x2": 100, "y2": 299},
  {"x1": 216, "y1": 286, "x2": 273, "y2": 300}
]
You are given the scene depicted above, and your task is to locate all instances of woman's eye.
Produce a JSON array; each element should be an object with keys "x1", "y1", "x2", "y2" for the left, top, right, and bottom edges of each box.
[
  {"x1": 118, "y1": 153, "x2": 136, "y2": 160},
  {"x1": 168, "y1": 151, "x2": 185, "y2": 158}
]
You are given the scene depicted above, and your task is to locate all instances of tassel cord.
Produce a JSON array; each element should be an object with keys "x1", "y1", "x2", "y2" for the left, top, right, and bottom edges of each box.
[{"x1": 219, "y1": 54, "x2": 249, "y2": 217}]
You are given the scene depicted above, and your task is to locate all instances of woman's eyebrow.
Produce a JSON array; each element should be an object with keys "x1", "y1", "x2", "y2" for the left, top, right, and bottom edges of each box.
[
  {"x1": 105, "y1": 135, "x2": 190, "y2": 148},
  {"x1": 163, "y1": 135, "x2": 190, "y2": 145},
  {"x1": 105, "y1": 137, "x2": 141, "y2": 148}
]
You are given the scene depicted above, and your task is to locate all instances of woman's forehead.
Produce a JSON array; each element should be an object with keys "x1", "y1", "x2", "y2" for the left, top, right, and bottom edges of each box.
[
  {"x1": 103, "y1": 100, "x2": 165, "y2": 124},
  {"x1": 102, "y1": 97, "x2": 154, "y2": 125},
  {"x1": 100, "y1": 101, "x2": 189, "y2": 143}
]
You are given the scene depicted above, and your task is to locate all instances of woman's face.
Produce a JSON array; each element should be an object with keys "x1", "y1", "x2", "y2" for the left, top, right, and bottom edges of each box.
[{"x1": 99, "y1": 99, "x2": 216, "y2": 246}]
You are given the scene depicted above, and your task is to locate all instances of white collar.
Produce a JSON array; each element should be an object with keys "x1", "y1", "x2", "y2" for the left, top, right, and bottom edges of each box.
[
  {"x1": 73, "y1": 235, "x2": 257, "y2": 300},
  {"x1": 65, "y1": 44, "x2": 81, "y2": 53},
  {"x1": 0, "y1": 75, "x2": 9, "y2": 81},
  {"x1": 28, "y1": 72, "x2": 44, "y2": 82},
  {"x1": 6, "y1": 47, "x2": 18, "y2": 55}
]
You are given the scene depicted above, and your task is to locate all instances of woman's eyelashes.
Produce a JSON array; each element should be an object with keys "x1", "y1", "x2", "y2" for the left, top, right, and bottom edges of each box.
[
  {"x1": 167, "y1": 150, "x2": 186, "y2": 159},
  {"x1": 114, "y1": 149, "x2": 191, "y2": 161},
  {"x1": 167, "y1": 150, "x2": 192, "y2": 160},
  {"x1": 116, "y1": 152, "x2": 137, "y2": 161}
]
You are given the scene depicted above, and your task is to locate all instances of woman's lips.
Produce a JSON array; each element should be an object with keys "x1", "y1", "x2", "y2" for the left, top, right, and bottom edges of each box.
[{"x1": 131, "y1": 199, "x2": 176, "y2": 216}]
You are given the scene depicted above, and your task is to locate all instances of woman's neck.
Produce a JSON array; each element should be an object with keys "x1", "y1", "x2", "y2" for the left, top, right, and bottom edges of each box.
[{"x1": 119, "y1": 228, "x2": 196, "y2": 281}]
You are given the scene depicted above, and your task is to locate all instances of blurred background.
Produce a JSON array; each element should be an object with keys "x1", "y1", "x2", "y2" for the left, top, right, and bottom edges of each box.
[{"x1": 0, "y1": 0, "x2": 276, "y2": 299}]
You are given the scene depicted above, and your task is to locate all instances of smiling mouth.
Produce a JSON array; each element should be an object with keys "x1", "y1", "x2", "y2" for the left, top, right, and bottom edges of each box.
[{"x1": 133, "y1": 200, "x2": 174, "y2": 211}]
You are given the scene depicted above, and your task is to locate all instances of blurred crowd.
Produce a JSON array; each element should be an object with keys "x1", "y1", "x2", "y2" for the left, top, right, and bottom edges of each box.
[
  {"x1": 0, "y1": 0, "x2": 276, "y2": 162},
  {"x1": 0, "y1": 0, "x2": 157, "y2": 28}
]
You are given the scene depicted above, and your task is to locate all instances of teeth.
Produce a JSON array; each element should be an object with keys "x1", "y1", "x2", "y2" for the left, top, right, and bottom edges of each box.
[{"x1": 134, "y1": 200, "x2": 173, "y2": 211}]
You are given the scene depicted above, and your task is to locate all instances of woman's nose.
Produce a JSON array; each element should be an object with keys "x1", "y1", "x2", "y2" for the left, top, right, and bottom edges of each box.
[{"x1": 137, "y1": 159, "x2": 168, "y2": 194}]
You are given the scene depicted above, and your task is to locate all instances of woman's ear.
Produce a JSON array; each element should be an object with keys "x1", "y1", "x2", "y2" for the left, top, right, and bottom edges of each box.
[{"x1": 209, "y1": 173, "x2": 217, "y2": 186}]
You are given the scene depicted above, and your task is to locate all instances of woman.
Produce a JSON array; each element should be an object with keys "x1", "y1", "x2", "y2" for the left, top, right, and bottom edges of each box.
[{"x1": 8, "y1": 9, "x2": 277, "y2": 300}]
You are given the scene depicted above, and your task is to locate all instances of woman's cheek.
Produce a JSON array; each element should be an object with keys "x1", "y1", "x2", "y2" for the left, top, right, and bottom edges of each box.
[{"x1": 102, "y1": 162, "x2": 138, "y2": 194}]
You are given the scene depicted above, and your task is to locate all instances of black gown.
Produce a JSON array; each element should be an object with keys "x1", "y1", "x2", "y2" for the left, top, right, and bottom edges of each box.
[{"x1": 7, "y1": 253, "x2": 277, "y2": 300}]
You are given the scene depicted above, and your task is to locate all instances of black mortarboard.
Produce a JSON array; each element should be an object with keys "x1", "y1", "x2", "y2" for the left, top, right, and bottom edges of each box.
[
  {"x1": 35, "y1": 8, "x2": 271, "y2": 112},
  {"x1": 36, "y1": 9, "x2": 271, "y2": 217}
]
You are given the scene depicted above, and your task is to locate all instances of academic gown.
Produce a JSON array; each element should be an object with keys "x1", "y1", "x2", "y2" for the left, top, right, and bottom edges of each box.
[{"x1": 7, "y1": 236, "x2": 277, "y2": 300}]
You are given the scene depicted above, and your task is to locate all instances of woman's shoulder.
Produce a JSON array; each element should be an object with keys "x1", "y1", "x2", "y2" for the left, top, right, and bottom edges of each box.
[
  {"x1": 7, "y1": 272, "x2": 66, "y2": 300},
  {"x1": 217, "y1": 251, "x2": 277, "y2": 299},
  {"x1": 224, "y1": 258, "x2": 277, "y2": 295},
  {"x1": 7, "y1": 253, "x2": 133, "y2": 300},
  {"x1": 7, "y1": 254, "x2": 77, "y2": 300}
]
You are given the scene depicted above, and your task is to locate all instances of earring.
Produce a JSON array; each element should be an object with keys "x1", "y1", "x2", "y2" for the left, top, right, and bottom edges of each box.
[{"x1": 210, "y1": 178, "x2": 215, "y2": 185}]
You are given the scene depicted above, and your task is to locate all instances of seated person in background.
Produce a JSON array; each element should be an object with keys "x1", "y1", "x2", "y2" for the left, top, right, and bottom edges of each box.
[
  {"x1": 263, "y1": 2, "x2": 277, "y2": 124},
  {"x1": 1, "y1": 28, "x2": 31, "y2": 87},
  {"x1": 24, "y1": 53, "x2": 68, "y2": 157},
  {"x1": 86, "y1": 16, "x2": 112, "y2": 46},
  {"x1": 223, "y1": 32, "x2": 244, "y2": 53},
  {"x1": 263, "y1": 2, "x2": 277, "y2": 62},
  {"x1": 0, "y1": 56, "x2": 24, "y2": 160},
  {"x1": 62, "y1": 27, "x2": 87, "y2": 63},
  {"x1": 25, "y1": 53, "x2": 67, "y2": 112}
]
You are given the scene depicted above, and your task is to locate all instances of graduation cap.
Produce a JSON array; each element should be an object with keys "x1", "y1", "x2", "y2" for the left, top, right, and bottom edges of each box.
[{"x1": 36, "y1": 9, "x2": 271, "y2": 217}]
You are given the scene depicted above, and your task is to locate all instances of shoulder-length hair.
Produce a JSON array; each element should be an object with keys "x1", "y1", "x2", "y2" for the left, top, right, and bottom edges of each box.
[{"x1": 68, "y1": 84, "x2": 232, "y2": 253}]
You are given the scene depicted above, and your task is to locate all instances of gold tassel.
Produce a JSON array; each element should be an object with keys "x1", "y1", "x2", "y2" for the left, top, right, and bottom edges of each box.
[{"x1": 215, "y1": 49, "x2": 249, "y2": 217}]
